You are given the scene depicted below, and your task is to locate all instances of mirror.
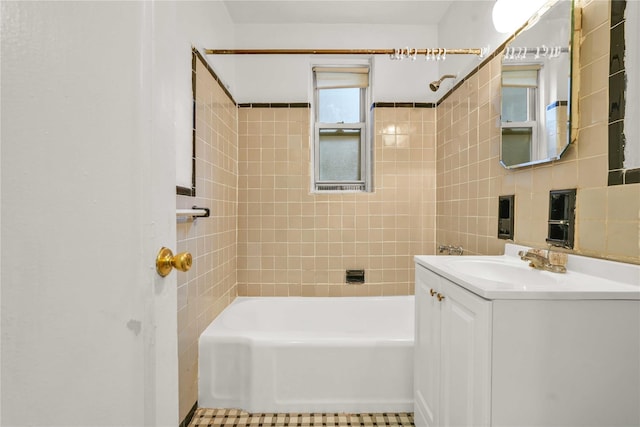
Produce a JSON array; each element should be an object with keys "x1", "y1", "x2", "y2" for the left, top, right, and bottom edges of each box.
[{"x1": 500, "y1": 0, "x2": 574, "y2": 169}]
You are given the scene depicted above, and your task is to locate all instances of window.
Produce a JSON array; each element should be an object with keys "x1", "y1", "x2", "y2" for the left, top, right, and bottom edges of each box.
[
  {"x1": 313, "y1": 66, "x2": 370, "y2": 192},
  {"x1": 501, "y1": 67, "x2": 539, "y2": 166}
]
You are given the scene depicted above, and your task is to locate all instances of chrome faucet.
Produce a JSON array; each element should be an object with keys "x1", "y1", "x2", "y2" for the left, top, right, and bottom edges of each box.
[{"x1": 518, "y1": 249, "x2": 567, "y2": 273}]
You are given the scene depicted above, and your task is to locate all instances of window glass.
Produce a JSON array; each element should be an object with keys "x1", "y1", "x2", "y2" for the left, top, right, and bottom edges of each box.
[
  {"x1": 502, "y1": 87, "x2": 529, "y2": 122},
  {"x1": 502, "y1": 127, "x2": 533, "y2": 165},
  {"x1": 318, "y1": 88, "x2": 361, "y2": 123},
  {"x1": 318, "y1": 129, "x2": 361, "y2": 181}
]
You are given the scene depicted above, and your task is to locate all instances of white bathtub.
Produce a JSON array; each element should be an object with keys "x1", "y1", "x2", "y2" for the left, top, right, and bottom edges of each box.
[{"x1": 198, "y1": 296, "x2": 414, "y2": 413}]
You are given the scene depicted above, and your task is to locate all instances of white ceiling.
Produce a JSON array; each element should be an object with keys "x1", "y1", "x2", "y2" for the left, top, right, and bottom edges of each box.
[{"x1": 222, "y1": 1, "x2": 453, "y2": 25}]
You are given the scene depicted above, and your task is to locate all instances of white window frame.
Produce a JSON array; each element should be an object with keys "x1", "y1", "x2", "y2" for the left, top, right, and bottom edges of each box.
[
  {"x1": 501, "y1": 66, "x2": 540, "y2": 166},
  {"x1": 501, "y1": 82, "x2": 538, "y2": 151},
  {"x1": 311, "y1": 63, "x2": 372, "y2": 193},
  {"x1": 501, "y1": 66, "x2": 538, "y2": 128}
]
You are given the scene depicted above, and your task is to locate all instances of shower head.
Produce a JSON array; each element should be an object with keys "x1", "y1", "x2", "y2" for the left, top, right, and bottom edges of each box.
[{"x1": 429, "y1": 74, "x2": 456, "y2": 92}]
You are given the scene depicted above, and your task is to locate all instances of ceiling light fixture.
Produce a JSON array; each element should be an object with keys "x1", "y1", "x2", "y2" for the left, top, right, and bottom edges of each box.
[{"x1": 492, "y1": 0, "x2": 556, "y2": 34}]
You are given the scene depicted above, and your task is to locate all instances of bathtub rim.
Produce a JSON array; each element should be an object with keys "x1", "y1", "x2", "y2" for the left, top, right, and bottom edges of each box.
[{"x1": 200, "y1": 294, "x2": 415, "y2": 343}]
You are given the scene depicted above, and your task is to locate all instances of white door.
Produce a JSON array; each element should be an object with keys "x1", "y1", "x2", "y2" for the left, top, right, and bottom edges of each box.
[{"x1": 1, "y1": 2, "x2": 178, "y2": 425}]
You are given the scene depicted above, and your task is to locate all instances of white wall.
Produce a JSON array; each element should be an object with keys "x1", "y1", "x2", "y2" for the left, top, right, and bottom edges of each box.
[
  {"x1": 224, "y1": 23, "x2": 440, "y2": 103},
  {"x1": 438, "y1": 0, "x2": 511, "y2": 90},
  {"x1": 173, "y1": 1, "x2": 236, "y2": 189},
  {"x1": 212, "y1": 1, "x2": 543, "y2": 105}
]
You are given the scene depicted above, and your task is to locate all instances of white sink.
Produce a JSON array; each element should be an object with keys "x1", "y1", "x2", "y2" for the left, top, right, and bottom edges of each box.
[
  {"x1": 442, "y1": 257, "x2": 565, "y2": 285},
  {"x1": 414, "y1": 244, "x2": 640, "y2": 300}
]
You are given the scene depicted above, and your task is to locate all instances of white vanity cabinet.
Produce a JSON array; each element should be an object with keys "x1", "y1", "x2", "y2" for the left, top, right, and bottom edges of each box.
[
  {"x1": 414, "y1": 250, "x2": 640, "y2": 427},
  {"x1": 414, "y1": 264, "x2": 492, "y2": 427}
]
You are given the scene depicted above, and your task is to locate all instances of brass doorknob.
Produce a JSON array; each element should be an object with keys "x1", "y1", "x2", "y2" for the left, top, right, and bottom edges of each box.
[
  {"x1": 430, "y1": 289, "x2": 437, "y2": 297},
  {"x1": 437, "y1": 293, "x2": 445, "y2": 302},
  {"x1": 156, "y1": 247, "x2": 192, "y2": 277}
]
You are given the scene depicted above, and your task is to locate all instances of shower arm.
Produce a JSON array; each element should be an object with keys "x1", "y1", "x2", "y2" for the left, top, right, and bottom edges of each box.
[{"x1": 429, "y1": 74, "x2": 457, "y2": 92}]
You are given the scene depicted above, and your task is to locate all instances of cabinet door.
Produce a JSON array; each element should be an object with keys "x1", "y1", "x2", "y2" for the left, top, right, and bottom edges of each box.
[
  {"x1": 439, "y1": 279, "x2": 492, "y2": 427},
  {"x1": 414, "y1": 266, "x2": 442, "y2": 427}
]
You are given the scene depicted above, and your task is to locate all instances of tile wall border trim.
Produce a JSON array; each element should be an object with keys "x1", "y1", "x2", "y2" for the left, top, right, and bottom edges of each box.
[
  {"x1": 372, "y1": 102, "x2": 436, "y2": 109},
  {"x1": 238, "y1": 103, "x2": 311, "y2": 108},
  {"x1": 436, "y1": 38, "x2": 511, "y2": 107},
  {"x1": 608, "y1": 0, "x2": 640, "y2": 186},
  {"x1": 193, "y1": 47, "x2": 237, "y2": 106},
  {"x1": 177, "y1": 50, "x2": 201, "y2": 197}
]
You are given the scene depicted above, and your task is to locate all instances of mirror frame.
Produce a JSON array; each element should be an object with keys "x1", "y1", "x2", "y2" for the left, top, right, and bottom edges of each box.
[{"x1": 499, "y1": 0, "x2": 579, "y2": 169}]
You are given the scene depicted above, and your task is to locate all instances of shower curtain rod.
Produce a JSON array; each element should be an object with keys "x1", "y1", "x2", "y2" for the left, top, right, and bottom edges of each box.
[{"x1": 204, "y1": 48, "x2": 485, "y2": 56}]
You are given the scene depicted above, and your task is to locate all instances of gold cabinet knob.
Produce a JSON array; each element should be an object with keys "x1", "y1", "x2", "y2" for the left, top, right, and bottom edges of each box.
[
  {"x1": 437, "y1": 293, "x2": 445, "y2": 302},
  {"x1": 156, "y1": 247, "x2": 192, "y2": 277},
  {"x1": 430, "y1": 289, "x2": 437, "y2": 297}
]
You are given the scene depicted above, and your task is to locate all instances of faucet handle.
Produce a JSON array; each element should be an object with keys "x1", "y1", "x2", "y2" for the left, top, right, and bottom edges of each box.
[
  {"x1": 529, "y1": 248, "x2": 549, "y2": 258},
  {"x1": 547, "y1": 249, "x2": 568, "y2": 267},
  {"x1": 519, "y1": 247, "x2": 568, "y2": 273}
]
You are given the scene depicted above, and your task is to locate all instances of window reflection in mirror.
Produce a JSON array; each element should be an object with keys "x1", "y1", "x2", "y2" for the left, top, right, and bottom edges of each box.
[
  {"x1": 500, "y1": 0, "x2": 573, "y2": 169},
  {"x1": 501, "y1": 67, "x2": 539, "y2": 165}
]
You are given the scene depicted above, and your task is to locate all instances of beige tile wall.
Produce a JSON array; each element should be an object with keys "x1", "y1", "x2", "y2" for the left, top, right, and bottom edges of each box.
[
  {"x1": 237, "y1": 106, "x2": 437, "y2": 297},
  {"x1": 436, "y1": 0, "x2": 639, "y2": 264},
  {"x1": 176, "y1": 57, "x2": 238, "y2": 421}
]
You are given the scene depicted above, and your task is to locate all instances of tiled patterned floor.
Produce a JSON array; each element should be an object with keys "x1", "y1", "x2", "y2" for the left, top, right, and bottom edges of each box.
[{"x1": 189, "y1": 409, "x2": 414, "y2": 427}]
